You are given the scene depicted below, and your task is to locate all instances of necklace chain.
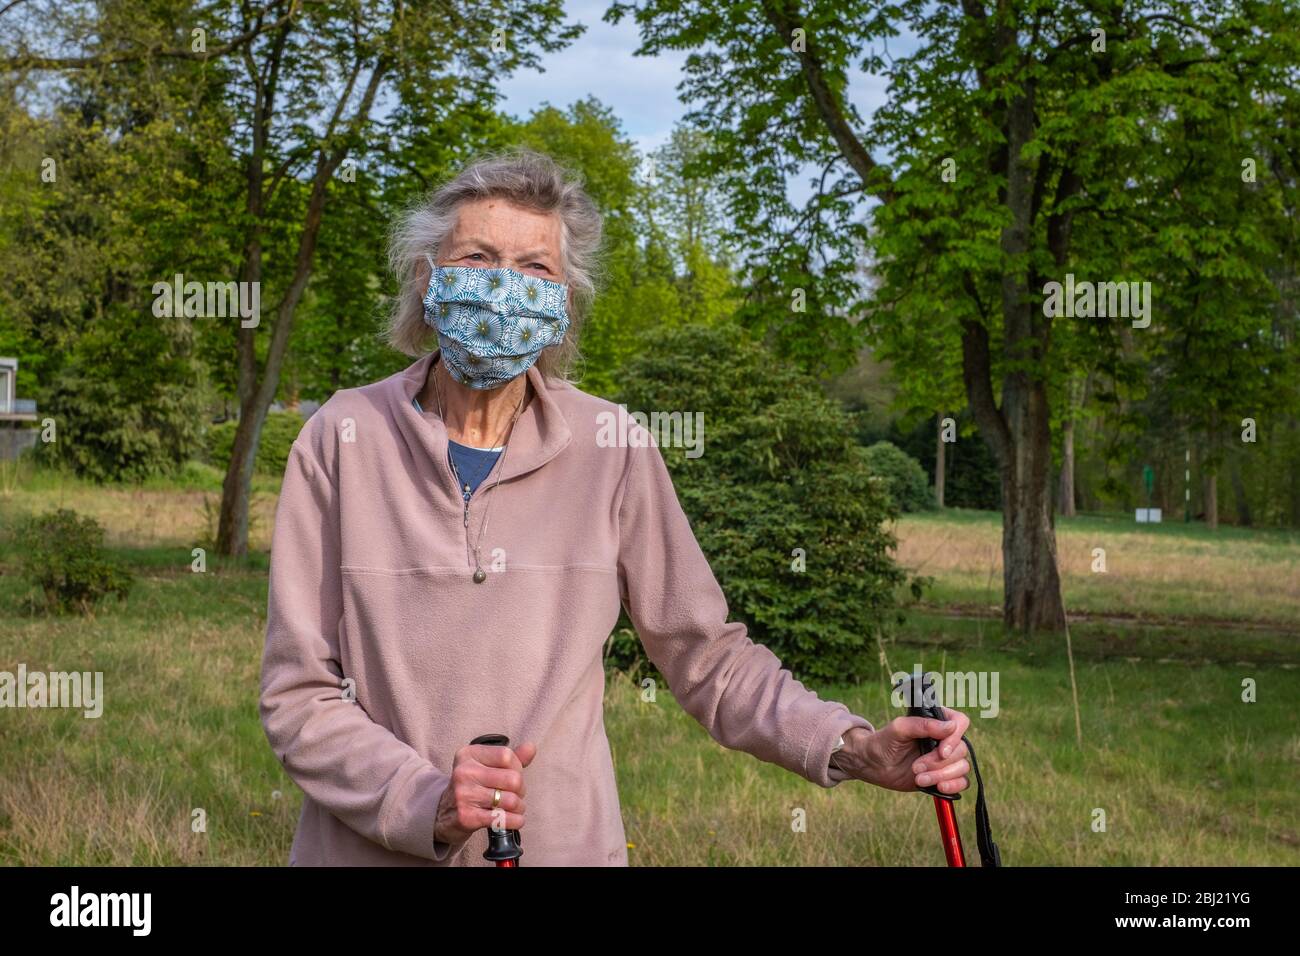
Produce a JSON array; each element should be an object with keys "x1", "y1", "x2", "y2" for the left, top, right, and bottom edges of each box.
[{"x1": 432, "y1": 359, "x2": 525, "y2": 581}]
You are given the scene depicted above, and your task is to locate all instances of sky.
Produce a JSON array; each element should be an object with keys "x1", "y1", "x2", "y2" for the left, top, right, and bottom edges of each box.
[{"x1": 495, "y1": 0, "x2": 691, "y2": 158}]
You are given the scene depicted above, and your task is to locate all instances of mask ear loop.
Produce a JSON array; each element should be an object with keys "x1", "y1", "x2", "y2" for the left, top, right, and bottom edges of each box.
[{"x1": 422, "y1": 254, "x2": 441, "y2": 332}]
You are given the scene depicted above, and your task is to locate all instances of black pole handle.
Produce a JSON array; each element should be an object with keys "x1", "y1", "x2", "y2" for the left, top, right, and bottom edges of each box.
[
  {"x1": 469, "y1": 733, "x2": 523, "y2": 865},
  {"x1": 893, "y1": 674, "x2": 1002, "y2": 867},
  {"x1": 895, "y1": 673, "x2": 960, "y2": 802}
]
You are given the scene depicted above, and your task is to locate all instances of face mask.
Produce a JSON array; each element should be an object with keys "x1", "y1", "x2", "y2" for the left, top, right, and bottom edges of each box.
[{"x1": 422, "y1": 259, "x2": 570, "y2": 390}]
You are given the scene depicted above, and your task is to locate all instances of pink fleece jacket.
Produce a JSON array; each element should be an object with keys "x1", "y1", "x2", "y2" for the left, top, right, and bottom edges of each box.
[{"x1": 259, "y1": 349, "x2": 875, "y2": 866}]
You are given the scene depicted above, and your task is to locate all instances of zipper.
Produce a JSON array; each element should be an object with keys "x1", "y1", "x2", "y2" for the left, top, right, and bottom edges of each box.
[
  {"x1": 415, "y1": 393, "x2": 477, "y2": 571},
  {"x1": 460, "y1": 482, "x2": 472, "y2": 569}
]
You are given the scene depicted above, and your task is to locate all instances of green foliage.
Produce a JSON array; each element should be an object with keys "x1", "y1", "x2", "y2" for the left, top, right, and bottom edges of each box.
[
  {"x1": 0, "y1": 66, "x2": 213, "y2": 482},
  {"x1": 607, "y1": 0, "x2": 1300, "y2": 568},
  {"x1": 503, "y1": 105, "x2": 740, "y2": 396},
  {"x1": 31, "y1": 308, "x2": 206, "y2": 483},
  {"x1": 614, "y1": 323, "x2": 915, "y2": 684},
  {"x1": 854, "y1": 411, "x2": 1002, "y2": 511},
  {"x1": 15, "y1": 509, "x2": 133, "y2": 614},
  {"x1": 206, "y1": 412, "x2": 302, "y2": 477},
  {"x1": 862, "y1": 441, "x2": 933, "y2": 513}
]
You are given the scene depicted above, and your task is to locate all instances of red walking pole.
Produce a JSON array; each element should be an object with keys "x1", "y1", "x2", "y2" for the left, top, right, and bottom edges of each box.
[
  {"x1": 896, "y1": 673, "x2": 1001, "y2": 868},
  {"x1": 931, "y1": 790, "x2": 966, "y2": 867}
]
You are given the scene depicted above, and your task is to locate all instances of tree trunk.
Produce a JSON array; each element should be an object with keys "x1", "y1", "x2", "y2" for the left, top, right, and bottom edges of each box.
[
  {"x1": 991, "y1": 83, "x2": 1067, "y2": 634},
  {"x1": 934, "y1": 412, "x2": 946, "y2": 508},
  {"x1": 1000, "y1": 377, "x2": 1067, "y2": 632},
  {"x1": 1291, "y1": 419, "x2": 1300, "y2": 527},
  {"x1": 1057, "y1": 373, "x2": 1088, "y2": 517},
  {"x1": 216, "y1": 160, "x2": 334, "y2": 556},
  {"x1": 1204, "y1": 471, "x2": 1218, "y2": 530},
  {"x1": 213, "y1": 49, "x2": 388, "y2": 557},
  {"x1": 1230, "y1": 454, "x2": 1251, "y2": 526},
  {"x1": 1058, "y1": 417, "x2": 1076, "y2": 517},
  {"x1": 215, "y1": 402, "x2": 268, "y2": 557}
]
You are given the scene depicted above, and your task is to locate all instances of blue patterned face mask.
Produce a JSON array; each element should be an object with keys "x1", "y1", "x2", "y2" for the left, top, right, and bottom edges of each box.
[{"x1": 422, "y1": 259, "x2": 570, "y2": 390}]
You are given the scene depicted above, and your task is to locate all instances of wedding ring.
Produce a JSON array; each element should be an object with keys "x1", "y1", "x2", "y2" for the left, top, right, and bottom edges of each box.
[{"x1": 492, "y1": 789, "x2": 502, "y2": 809}]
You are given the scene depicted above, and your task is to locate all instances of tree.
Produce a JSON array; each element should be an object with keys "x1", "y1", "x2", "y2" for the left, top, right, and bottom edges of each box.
[
  {"x1": 509, "y1": 103, "x2": 740, "y2": 395},
  {"x1": 646, "y1": 126, "x2": 738, "y2": 326},
  {"x1": 0, "y1": 31, "x2": 221, "y2": 480},
  {"x1": 3, "y1": 0, "x2": 583, "y2": 554},
  {"x1": 607, "y1": 0, "x2": 1294, "y2": 631}
]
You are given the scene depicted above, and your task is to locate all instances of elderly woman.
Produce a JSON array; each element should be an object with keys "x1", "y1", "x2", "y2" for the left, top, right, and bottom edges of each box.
[{"x1": 259, "y1": 148, "x2": 972, "y2": 866}]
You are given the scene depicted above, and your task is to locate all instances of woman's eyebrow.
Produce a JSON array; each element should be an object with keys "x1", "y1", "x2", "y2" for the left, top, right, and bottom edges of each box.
[
  {"x1": 516, "y1": 249, "x2": 553, "y2": 263},
  {"x1": 450, "y1": 237, "x2": 501, "y2": 256}
]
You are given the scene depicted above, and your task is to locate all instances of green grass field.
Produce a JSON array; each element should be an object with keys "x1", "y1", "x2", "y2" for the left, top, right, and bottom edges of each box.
[{"x1": 1, "y1": 462, "x2": 1297, "y2": 865}]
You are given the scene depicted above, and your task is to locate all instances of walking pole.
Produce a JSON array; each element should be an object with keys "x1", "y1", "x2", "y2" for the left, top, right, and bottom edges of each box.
[
  {"x1": 895, "y1": 673, "x2": 1002, "y2": 868},
  {"x1": 469, "y1": 733, "x2": 523, "y2": 867}
]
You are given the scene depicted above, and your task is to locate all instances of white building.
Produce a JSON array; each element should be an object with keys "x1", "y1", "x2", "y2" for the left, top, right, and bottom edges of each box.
[{"x1": 0, "y1": 357, "x2": 39, "y2": 460}]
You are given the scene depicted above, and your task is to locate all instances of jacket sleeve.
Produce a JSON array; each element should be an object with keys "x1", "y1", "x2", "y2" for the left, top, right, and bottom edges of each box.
[
  {"x1": 259, "y1": 438, "x2": 468, "y2": 862},
  {"x1": 615, "y1": 439, "x2": 875, "y2": 788}
]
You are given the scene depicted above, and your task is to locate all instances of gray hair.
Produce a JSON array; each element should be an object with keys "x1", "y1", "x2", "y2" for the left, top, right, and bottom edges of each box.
[{"x1": 385, "y1": 147, "x2": 604, "y2": 381}]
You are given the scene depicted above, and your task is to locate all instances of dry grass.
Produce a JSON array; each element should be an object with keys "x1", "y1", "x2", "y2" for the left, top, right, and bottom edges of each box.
[
  {"x1": 895, "y1": 511, "x2": 1300, "y2": 626},
  {"x1": 0, "y1": 466, "x2": 278, "y2": 552}
]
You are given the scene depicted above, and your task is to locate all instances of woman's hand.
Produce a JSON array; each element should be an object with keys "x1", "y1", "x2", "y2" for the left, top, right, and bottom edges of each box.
[
  {"x1": 835, "y1": 709, "x2": 971, "y2": 795},
  {"x1": 434, "y1": 740, "x2": 538, "y2": 846}
]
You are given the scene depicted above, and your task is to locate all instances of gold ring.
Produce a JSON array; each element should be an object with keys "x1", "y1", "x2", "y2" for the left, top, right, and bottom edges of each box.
[{"x1": 492, "y1": 789, "x2": 502, "y2": 809}]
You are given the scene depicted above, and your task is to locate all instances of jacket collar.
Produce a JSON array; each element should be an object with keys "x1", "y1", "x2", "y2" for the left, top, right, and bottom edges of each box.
[{"x1": 388, "y1": 349, "x2": 572, "y2": 487}]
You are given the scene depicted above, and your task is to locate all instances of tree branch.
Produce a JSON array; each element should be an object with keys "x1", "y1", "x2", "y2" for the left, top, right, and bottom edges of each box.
[
  {"x1": 759, "y1": 0, "x2": 895, "y2": 203},
  {"x1": 960, "y1": 316, "x2": 1010, "y2": 466},
  {"x1": 1, "y1": 0, "x2": 300, "y2": 71}
]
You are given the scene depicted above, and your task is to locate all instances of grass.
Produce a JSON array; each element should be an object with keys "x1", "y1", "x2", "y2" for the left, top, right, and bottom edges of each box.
[
  {"x1": 1, "y1": 467, "x2": 1297, "y2": 865},
  {"x1": 897, "y1": 508, "x2": 1300, "y2": 626},
  {"x1": 612, "y1": 660, "x2": 1300, "y2": 865},
  {"x1": 0, "y1": 457, "x2": 281, "y2": 554}
]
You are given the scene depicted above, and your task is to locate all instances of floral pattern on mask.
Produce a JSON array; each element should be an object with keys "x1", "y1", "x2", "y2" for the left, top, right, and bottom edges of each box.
[{"x1": 422, "y1": 264, "x2": 570, "y2": 390}]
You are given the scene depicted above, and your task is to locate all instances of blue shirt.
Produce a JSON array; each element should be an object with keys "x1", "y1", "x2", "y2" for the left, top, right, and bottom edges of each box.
[
  {"x1": 447, "y1": 440, "x2": 503, "y2": 496},
  {"x1": 413, "y1": 396, "x2": 503, "y2": 497}
]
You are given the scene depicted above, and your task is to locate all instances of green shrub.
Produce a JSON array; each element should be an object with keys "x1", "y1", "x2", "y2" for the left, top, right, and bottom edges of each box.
[
  {"x1": 205, "y1": 411, "x2": 303, "y2": 477},
  {"x1": 16, "y1": 508, "x2": 133, "y2": 614},
  {"x1": 33, "y1": 308, "x2": 206, "y2": 482},
  {"x1": 613, "y1": 323, "x2": 918, "y2": 685},
  {"x1": 863, "y1": 441, "x2": 935, "y2": 512},
  {"x1": 854, "y1": 413, "x2": 1002, "y2": 510}
]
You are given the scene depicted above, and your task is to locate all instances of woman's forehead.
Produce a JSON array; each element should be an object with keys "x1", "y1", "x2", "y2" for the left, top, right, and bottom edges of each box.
[{"x1": 449, "y1": 198, "x2": 562, "y2": 253}]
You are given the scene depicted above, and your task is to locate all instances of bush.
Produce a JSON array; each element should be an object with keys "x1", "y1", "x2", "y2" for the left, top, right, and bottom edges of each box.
[
  {"x1": 613, "y1": 323, "x2": 918, "y2": 685},
  {"x1": 33, "y1": 308, "x2": 206, "y2": 482},
  {"x1": 855, "y1": 413, "x2": 1002, "y2": 510},
  {"x1": 205, "y1": 411, "x2": 303, "y2": 477},
  {"x1": 863, "y1": 441, "x2": 934, "y2": 512},
  {"x1": 16, "y1": 508, "x2": 133, "y2": 614}
]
